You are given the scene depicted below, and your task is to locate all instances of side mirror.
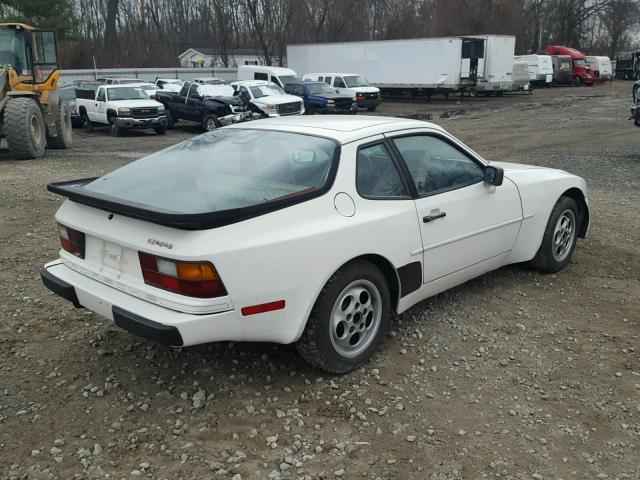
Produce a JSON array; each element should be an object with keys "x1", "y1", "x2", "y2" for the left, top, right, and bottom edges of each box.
[{"x1": 484, "y1": 165, "x2": 504, "y2": 186}]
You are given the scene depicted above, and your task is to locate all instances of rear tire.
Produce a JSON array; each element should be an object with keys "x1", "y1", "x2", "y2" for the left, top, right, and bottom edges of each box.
[
  {"x1": 4, "y1": 97, "x2": 46, "y2": 160},
  {"x1": 47, "y1": 102, "x2": 73, "y2": 149},
  {"x1": 296, "y1": 261, "x2": 391, "y2": 373},
  {"x1": 529, "y1": 196, "x2": 579, "y2": 273},
  {"x1": 108, "y1": 117, "x2": 121, "y2": 137}
]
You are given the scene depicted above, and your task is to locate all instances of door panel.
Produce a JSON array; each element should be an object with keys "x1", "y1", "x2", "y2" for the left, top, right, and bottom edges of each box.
[
  {"x1": 387, "y1": 131, "x2": 522, "y2": 284},
  {"x1": 415, "y1": 181, "x2": 521, "y2": 283}
]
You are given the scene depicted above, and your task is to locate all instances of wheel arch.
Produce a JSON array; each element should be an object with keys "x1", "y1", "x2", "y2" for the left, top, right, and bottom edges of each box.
[
  {"x1": 106, "y1": 109, "x2": 118, "y2": 119},
  {"x1": 561, "y1": 187, "x2": 589, "y2": 238},
  {"x1": 300, "y1": 253, "x2": 401, "y2": 339}
]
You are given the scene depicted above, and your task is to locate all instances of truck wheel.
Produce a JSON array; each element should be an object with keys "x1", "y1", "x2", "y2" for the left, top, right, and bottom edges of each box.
[
  {"x1": 4, "y1": 97, "x2": 46, "y2": 160},
  {"x1": 166, "y1": 110, "x2": 175, "y2": 129},
  {"x1": 203, "y1": 114, "x2": 219, "y2": 132},
  {"x1": 47, "y1": 102, "x2": 73, "y2": 149},
  {"x1": 108, "y1": 117, "x2": 121, "y2": 137},
  {"x1": 155, "y1": 126, "x2": 167, "y2": 135},
  {"x1": 81, "y1": 113, "x2": 93, "y2": 133},
  {"x1": 367, "y1": 106, "x2": 377, "y2": 112},
  {"x1": 296, "y1": 260, "x2": 392, "y2": 374}
]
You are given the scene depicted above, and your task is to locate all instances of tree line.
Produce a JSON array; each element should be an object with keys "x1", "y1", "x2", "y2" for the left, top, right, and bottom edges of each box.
[{"x1": 1, "y1": 0, "x2": 639, "y2": 69}]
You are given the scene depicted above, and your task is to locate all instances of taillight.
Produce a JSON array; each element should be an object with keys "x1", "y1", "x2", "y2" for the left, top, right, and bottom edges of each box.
[
  {"x1": 58, "y1": 223, "x2": 85, "y2": 258},
  {"x1": 138, "y1": 252, "x2": 227, "y2": 298}
]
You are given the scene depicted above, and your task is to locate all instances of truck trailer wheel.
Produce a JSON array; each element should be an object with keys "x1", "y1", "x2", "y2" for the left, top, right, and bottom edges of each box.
[
  {"x1": 4, "y1": 97, "x2": 46, "y2": 160},
  {"x1": 47, "y1": 103, "x2": 73, "y2": 149}
]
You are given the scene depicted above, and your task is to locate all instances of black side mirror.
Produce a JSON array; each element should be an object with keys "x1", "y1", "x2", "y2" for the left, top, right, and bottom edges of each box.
[{"x1": 484, "y1": 165, "x2": 504, "y2": 186}]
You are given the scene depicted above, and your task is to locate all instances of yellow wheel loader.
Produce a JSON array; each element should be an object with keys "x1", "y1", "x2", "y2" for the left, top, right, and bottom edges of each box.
[{"x1": 0, "y1": 23, "x2": 72, "y2": 159}]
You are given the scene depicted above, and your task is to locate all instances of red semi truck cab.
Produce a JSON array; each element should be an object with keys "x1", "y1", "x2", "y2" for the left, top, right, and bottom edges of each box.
[{"x1": 547, "y1": 45, "x2": 595, "y2": 85}]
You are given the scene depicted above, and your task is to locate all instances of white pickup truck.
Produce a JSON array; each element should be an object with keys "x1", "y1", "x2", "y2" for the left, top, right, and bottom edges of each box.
[
  {"x1": 231, "y1": 80, "x2": 304, "y2": 117},
  {"x1": 76, "y1": 84, "x2": 168, "y2": 136}
]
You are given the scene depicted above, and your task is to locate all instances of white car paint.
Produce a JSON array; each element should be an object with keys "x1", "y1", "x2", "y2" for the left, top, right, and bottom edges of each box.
[
  {"x1": 42, "y1": 116, "x2": 589, "y2": 356},
  {"x1": 76, "y1": 85, "x2": 165, "y2": 125},
  {"x1": 302, "y1": 72, "x2": 381, "y2": 99},
  {"x1": 231, "y1": 80, "x2": 304, "y2": 117},
  {"x1": 237, "y1": 65, "x2": 299, "y2": 88}
]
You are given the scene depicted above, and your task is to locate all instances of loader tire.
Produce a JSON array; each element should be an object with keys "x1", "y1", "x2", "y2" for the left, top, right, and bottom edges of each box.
[
  {"x1": 47, "y1": 102, "x2": 73, "y2": 149},
  {"x1": 4, "y1": 97, "x2": 46, "y2": 160}
]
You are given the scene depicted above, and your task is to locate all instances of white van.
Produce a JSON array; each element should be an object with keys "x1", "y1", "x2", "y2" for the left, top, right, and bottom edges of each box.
[
  {"x1": 585, "y1": 56, "x2": 613, "y2": 82},
  {"x1": 236, "y1": 65, "x2": 299, "y2": 89},
  {"x1": 302, "y1": 73, "x2": 382, "y2": 111}
]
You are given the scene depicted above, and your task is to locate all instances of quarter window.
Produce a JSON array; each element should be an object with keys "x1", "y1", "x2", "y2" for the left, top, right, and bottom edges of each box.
[
  {"x1": 392, "y1": 135, "x2": 484, "y2": 196},
  {"x1": 254, "y1": 72, "x2": 268, "y2": 81},
  {"x1": 356, "y1": 143, "x2": 408, "y2": 198}
]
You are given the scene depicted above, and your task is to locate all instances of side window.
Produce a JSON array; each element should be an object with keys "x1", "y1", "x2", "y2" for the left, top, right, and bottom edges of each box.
[
  {"x1": 356, "y1": 143, "x2": 408, "y2": 198},
  {"x1": 96, "y1": 88, "x2": 106, "y2": 102},
  {"x1": 179, "y1": 83, "x2": 189, "y2": 97},
  {"x1": 392, "y1": 135, "x2": 484, "y2": 196},
  {"x1": 254, "y1": 72, "x2": 268, "y2": 81},
  {"x1": 334, "y1": 77, "x2": 346, "y2": 88},
  {"x1": 270, "y1": 76, "x2": 281, "y2": 87},
  {"x1": 294, "y1": 85, "x2": 305, "y2": 96},
  {"x1": 324, "y1": 76, "x2": 332, "y2": 85},
  {"x1": 188, "y1": 85, "x2": 201, "y2": 99}
]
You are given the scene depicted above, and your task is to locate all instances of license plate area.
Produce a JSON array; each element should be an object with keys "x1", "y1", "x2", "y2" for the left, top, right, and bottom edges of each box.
[{"x1": 102, "y1": 241, "x2": 124, "y2": 271}]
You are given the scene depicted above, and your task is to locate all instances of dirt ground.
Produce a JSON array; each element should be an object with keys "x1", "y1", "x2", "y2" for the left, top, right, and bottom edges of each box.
[{"x1": 1, "y1": 82, "x2": 639, "y2": 480}]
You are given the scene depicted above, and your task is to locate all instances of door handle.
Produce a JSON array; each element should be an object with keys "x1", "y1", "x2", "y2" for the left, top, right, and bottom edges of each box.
[{"x1": 423, "y1": 211, "x2": 447, "y2": 223}]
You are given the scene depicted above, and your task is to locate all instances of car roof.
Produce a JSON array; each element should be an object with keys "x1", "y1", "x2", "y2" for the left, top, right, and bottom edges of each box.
[
  {"x1": 232, "y1": 80, "x2": 271, "y2": 87},
  {"x1": 228, "y1": 115, "x2": 444, "y2": 144}
]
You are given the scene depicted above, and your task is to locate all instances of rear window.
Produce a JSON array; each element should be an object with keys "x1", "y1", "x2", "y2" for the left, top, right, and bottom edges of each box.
[{"x1": 83, "y1": 129, "x2": 337, "y2": 215}]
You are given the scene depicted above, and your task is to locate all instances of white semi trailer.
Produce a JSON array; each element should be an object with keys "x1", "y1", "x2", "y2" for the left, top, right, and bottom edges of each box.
[{"x1": 286, "y1": 35, "x2": 516, "y2": 99}]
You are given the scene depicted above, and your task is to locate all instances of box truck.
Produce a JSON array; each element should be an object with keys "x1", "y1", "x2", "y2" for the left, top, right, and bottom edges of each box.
[{"x1": 287, "y1": 35, "x2": 516, "y2": 99}]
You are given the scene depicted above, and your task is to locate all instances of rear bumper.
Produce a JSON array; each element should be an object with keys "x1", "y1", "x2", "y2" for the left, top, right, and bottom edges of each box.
[
  {"x1": 41, "y1": 261, "x2": 243, "y2": 347},
  {"x1": 115, "y1": 116, "x2": 167, "y2": 129}
]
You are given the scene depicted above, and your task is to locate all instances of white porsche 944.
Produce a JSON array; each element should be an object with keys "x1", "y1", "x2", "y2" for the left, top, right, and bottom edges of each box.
[{"x1": 42, "y1": 116, "x2": 589, "y2": 373}]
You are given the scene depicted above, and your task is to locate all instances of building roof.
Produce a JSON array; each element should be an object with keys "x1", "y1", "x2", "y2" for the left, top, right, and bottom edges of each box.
[{"x1": 179, "y1": 47, "x2": 265, "y2": 59}]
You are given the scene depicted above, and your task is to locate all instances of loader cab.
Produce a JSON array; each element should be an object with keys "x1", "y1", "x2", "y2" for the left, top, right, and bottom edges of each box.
[{"x1": 0, "y1": 23, "x2": 59, "y2": 84}]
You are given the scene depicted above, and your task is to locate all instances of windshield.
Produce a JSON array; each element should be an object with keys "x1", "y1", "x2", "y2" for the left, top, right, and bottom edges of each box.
[
  {"x1": 0, "y1": 29, "x2": 27, "y2": 74},
  {"x1": 343, "y1": 75, "x2": 370, "y2": 87},
  {"x1": 106, "y1": 87, "x2": 149, "y2": 101},
  {"x1": 250, "y1": 85, "x2": 285, "y2": 98},
  {"x1": 83, "y1": 130, "x2": 337, "y2": 214},
  {"x1": 306, "y1": 83, "x2": 335, "y2": 95},
  {"x1": 278, "y1": 75, "x2": 299, "y2": 85}
]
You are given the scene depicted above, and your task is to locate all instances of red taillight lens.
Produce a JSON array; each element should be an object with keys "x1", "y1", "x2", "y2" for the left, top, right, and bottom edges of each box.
[
  {"x1": 58, "y1": 223, "x2": 85, "y2": 258},
  {"x1": 138, "y1": 252, "x2": 227, "y2": 298}
]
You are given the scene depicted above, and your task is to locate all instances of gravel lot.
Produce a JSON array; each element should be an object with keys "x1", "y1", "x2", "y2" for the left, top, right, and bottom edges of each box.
[{"x1": 1, "y1": 81, "x2": 639, "y2": 480}]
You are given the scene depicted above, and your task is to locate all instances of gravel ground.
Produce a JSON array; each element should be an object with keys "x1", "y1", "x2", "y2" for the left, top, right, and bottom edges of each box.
[{"x1": 0, "y1": 82, "x2": 639, "y2": 480}]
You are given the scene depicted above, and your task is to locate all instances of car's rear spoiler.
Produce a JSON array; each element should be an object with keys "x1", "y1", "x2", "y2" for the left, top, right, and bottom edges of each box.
[{"x1": 47, "y1": 176, "x2": 332, "y2": 231}]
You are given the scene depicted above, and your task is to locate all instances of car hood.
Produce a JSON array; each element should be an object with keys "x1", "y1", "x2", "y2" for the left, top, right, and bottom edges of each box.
[
  {"x1": 108, "y1": 99, "x2": 163, "y2": 109},
  {"x1": 321, "y1": 93, "x2": 354, "y2": 101},
  {"x1": 252, "y1": 94, "x2": 302, "y2": 105},
  {"x1": 205, "y1": 96, "x2": 244, "y2": 106},
  {"x1": 491, "y1": 161, "x2": 548, "y2": 172},
  {"x1": 352, "y1": 86, "x2": 380, "y2": 93}
]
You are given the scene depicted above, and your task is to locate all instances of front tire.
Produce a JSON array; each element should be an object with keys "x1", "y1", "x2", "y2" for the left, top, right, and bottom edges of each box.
[
  {"x1": 296, "y1": 261, "x2": 391, "y2": 373},
  {"x1": 202, "y1": 114, "x2": 219, "y2": 132},
  {"x1": 4, "y1": 97, "x2": 46, "y2": 159},
  {"x1": 529, "y1": 196, "x2": 579, "y2": 273},
  {"x1": 166, "y1": 110, "x2": 175, "y2": 130},
  {"x1": 108, "y1": 117, "x2": 121, "y2": 137}
]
